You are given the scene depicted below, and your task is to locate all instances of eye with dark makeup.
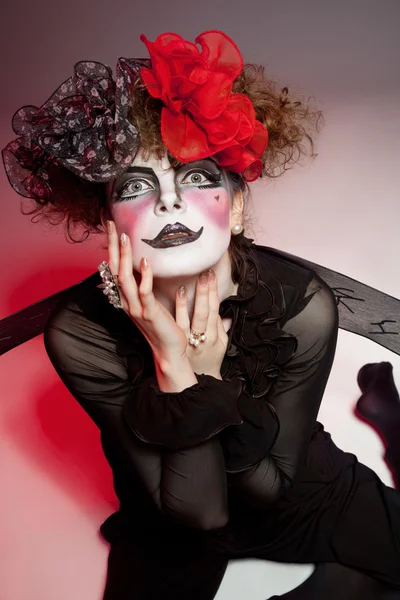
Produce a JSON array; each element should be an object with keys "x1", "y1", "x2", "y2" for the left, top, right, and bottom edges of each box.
[
  {"x1": 116, "y1": 178, "x2": 155, "y2": 202},
  {"x1": 179, "y1": 168, "x2": 223, "y2": 190},
  {"x1": 113, "y1": 159, "x2": 223, "y2": 203}
]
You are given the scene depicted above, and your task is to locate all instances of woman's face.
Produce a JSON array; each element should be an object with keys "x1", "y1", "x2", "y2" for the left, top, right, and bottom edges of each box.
[{"x1": 110, "y1": 150, "x2": 238, "y2": 278}]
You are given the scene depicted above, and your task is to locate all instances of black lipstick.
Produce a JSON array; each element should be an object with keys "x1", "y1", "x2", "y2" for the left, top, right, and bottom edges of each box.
[{"x1": 142, "y1": 222, "x2": 203, "y2": 248}]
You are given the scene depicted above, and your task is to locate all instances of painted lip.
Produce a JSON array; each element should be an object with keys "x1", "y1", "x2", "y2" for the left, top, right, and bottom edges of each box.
[{"x1": 142, "y1": 222, "x2": 203, "y2": 248}]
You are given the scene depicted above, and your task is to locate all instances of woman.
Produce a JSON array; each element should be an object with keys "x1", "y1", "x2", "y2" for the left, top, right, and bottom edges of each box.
[{"x1": 2, "y1": 30, "x2": 400, "y2": 600}]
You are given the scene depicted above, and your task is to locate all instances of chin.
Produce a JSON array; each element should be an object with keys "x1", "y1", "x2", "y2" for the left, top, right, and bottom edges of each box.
[{"x1": 150, "y1": 248, "x2": 228, "y2": 279}]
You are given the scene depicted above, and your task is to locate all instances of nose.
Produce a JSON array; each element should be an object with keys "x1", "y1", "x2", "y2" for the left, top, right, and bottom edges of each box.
[{"x1": 155, "y1": 189, "x2": 187, "y2": 215}]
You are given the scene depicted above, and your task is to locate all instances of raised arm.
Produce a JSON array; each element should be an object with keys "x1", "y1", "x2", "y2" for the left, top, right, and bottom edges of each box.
[
  {"x1": 227, "y1": 273, "x2": 339, "y2": 507},
  {"x1": 44, "y1": 296, "x2": 243, "y2": 530}
]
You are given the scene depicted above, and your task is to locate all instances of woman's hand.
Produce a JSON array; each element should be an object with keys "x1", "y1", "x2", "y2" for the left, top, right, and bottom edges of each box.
[
  {"x1": 175, "y1": 270, "x2": 229, "y2": 380},
  {"x1": 107, "y1": 223, "x2": 189, "y2": 367}
]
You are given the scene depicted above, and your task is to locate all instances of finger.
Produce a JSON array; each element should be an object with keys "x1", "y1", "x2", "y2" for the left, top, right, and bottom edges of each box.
[
  {"x1": 217, "y1": 315, "x2": 228, "y2": 345},
  {"x1": 191, "y1": 271, "x2": 210, "y2": 335},
  {"x1": 207, "y1": 269, "x2": 220, "y2": 333},
  {"x1": 137, "y1": 256, "x2": 159, "y2": 321},
  {"x1": 117, "y1": 232, "x2": 141, "y2": 315},
  {"x1": 107, "y1": 220, "x2": 120, "y2": 276},
  {"x1": 175, "y1": 286, "x2": 191, "y2": 335}
]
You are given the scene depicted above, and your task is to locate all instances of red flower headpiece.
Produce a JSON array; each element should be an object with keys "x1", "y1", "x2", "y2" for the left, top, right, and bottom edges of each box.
[
  {"x1": 2, "y1": 30, "x2": 268, "y2": 203},
  {"x1": 140, "y1": 30, "x2": 268, "y2": 182}
]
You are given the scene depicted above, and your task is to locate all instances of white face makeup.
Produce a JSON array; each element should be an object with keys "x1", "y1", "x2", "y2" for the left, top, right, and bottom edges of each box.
[{"x1": 110, "y1": 150, "x2": 234, "y2": 278}]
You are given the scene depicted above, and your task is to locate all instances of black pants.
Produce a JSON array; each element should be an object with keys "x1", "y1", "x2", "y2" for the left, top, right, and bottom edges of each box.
[
  {"x1": 102, "y1": 426, "x2": 400, "y2": 600},
  {"x1": 102, "y1": 536, "x2": 228, "y2": 600}
]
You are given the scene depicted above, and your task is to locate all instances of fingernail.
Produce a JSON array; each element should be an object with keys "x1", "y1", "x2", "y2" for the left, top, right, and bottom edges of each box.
[
  {"x1": 141, "y1": 257, "x2": 148, "y2": 269},
  {"x1": 208, "y1": 269, "x2": 215, "y2": 281},
  {"x1": 178, "y1": 285, "x2": 186, "y2": 298},
  {"x1": 120, "y1": 233, "x2": 127, "y2": 246},
  {"x1": 199, "y1": 271, "x2": 208, "y2": 285},
  {"x1": 107, "y1": 220, "x2": 114, "y2": 233}
]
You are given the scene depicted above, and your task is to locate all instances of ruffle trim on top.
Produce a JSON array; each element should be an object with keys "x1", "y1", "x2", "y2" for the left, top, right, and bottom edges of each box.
[
  {"x1": 215, "y1": 236, "x2": 298, "y2": 471},
  {"x1": 115, "y1": 235, "x2": 298, "y2": 469},
  {"x1": 219, "y1": 236, "x2": 298, "y2": 398}
]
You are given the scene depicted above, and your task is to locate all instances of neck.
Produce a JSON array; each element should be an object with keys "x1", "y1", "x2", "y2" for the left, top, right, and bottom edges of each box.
[{"x1": 151, "y1": 249, "x2": 238, "y2": 319}]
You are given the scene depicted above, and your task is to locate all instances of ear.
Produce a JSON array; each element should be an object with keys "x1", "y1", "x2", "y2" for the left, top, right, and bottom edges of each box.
[{"x1": 229, "y1": 189, "x2": 244, "y2": 229}]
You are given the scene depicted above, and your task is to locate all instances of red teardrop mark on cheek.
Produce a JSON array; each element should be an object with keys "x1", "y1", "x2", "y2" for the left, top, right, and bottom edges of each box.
[{"x1": 215, "y1": 195, "x2": 220, "y2": 202}]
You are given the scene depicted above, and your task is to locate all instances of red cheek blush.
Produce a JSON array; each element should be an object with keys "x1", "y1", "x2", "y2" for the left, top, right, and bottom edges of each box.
[
  {"x1": 185, "y1": 189, "x2": 230, "y2": 229},
  {"x1": 112, "y1": 194, "x2": 156, "y2": 233}
]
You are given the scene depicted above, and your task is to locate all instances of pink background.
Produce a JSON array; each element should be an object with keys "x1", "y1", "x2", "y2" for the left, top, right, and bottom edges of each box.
[{"x1": 1, "y1": 1, "x2": 399, "y2": 598}]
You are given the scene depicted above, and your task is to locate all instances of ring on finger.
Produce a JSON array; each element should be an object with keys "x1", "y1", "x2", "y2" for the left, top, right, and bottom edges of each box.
[
  {"x1": 97, "y1": 261, "x2": 123, "y2": 309},
  {"x1": 188, "y1": 328, "x2": 207, "y2": 347}
]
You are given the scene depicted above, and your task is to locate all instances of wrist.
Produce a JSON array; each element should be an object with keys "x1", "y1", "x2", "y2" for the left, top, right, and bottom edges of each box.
[
  {"x1": 194, "y1": 370, "x2": 223, "y2": 380},
  {"x1": 156, "y1": 352, "x2": 190, "y2": 374},
  {"x1": 155, "y1": 354, "x2": 198, "y2": 393}
]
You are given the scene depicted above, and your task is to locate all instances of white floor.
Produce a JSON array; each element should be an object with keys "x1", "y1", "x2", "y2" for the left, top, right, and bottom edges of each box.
[{"x1": 215, "y1": 560, "x2": 314, "y2": 599}]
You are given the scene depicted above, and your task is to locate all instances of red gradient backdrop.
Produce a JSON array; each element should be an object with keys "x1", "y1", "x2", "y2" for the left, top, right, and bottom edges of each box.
[{"x1": 1, "y1": 1, "x2": 399, "y2": 599}]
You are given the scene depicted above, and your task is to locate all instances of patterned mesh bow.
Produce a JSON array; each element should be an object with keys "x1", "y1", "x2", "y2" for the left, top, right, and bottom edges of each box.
[{"x1": 2, "y1": 58, "x2": 150, "y2": 200}]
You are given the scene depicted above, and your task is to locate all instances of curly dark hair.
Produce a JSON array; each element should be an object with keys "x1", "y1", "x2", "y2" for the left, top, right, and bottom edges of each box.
[{"x1": 22, "y1": 63, "x2": 323, "y2": 283}]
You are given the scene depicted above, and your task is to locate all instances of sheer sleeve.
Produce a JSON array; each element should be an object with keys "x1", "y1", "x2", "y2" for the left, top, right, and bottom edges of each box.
[
  {"x1": 43, "y1": 296, "x2": 241, "y2": 530},
  {"x1": 228, "y1": 274, "x2": 339, "y2": 507}
]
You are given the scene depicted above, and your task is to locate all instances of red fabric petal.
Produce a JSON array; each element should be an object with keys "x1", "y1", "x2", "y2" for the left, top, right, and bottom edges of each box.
[
  {"x1": 187, "y1": 72, "x2": 232, "y2": 120},
  {"x1": 214, "y1": 144, "x2": 263, "y2": 181},
  {"x1": 227, "y1": 95, "x2": 255, "y2": 144},
  {"x1": 140, "y1": 33, "x2": 208, "y2": 103},
  {"x1": 214, "y1": 143, "x2": 243, "y2": 166},
  {"x1": 195, "y1": 30, "x2": 243, "y2": 80},
  {"x1": 232, "y1": 150, "x2": 259, "y2": 175},
  {"x1": 229, "y1": 151, "x2": 262, "y2": 181},
  {"x1": 242, "y1": 159, "x2": 263, "y2": 182},
  {"x1": 170, "y1": 75, "x2": 200, "y2": 99},
  {"x1": 161, "y1": 108, "x2": 211, "y2": 162},
  {"x1": 168, "y1": 56, "x2": 208, "y2": 84},
  {"x1": 140, "y1": 30, "x2": 269, "y2": 180},
  {"x1": 152, "y1": 33, "x2": 200, "y2": 59},
  {"x1": 197, "y1": 111, "x2": 240, "y2": 147},
  {"x1": 189, "y1": 65, "x2": 209, "y2": 86},
  {"x1": 140, "y1": 67, "x2": 162, "y2": 98},
  {"x1": 140, "y1": 50, "x2": 174, "y2": 102},
  {"x1": 143, "y1": 33, "x2": 207, "y2": 84}
]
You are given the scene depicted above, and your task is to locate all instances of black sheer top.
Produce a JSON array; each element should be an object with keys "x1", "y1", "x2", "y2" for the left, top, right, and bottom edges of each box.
[{"x1": 43, "y1": 238, "x2": 339, "y2": 542}]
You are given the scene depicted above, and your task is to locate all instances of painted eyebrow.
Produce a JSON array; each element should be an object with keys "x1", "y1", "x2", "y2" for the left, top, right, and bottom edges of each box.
[
  {"x1": 122, "y1": 166, "x2": 156, "y2": 176},
  {"x1": 117, "y1": 165, "x2": 183, "y2": 180},
  {"x1": 122, "y1": 159, "x2": 221, "y2": 177},
  {"x1": 112, "y1": 160, "x2": 223, "y2": 199}
]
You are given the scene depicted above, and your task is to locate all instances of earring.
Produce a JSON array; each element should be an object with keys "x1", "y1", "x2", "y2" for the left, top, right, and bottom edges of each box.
[{"x1": 231, "y1": 223, "x2": 244, "y2": 235}]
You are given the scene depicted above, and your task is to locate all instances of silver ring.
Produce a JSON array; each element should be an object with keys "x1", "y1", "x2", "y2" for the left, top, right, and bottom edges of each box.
[
  {"x1": 97, "y1": 261, "x2": 123, "y2": 309},
  {"x1": 188, "y1": 328, "x2": 207, "y2": 347}
]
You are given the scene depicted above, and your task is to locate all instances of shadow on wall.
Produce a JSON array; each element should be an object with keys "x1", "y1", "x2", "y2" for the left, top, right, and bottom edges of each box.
[{"x1": 4, "y1": 264, "x2": 118, "y2": 518}]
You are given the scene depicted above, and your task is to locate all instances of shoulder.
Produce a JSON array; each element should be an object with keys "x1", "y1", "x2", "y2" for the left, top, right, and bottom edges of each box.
[
  {"x1": 251, "y1": 243, "x2": 338, "y2": 331},
  {"x1": 251, "y1": 243, "x2": 317, "y2": 288}
]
